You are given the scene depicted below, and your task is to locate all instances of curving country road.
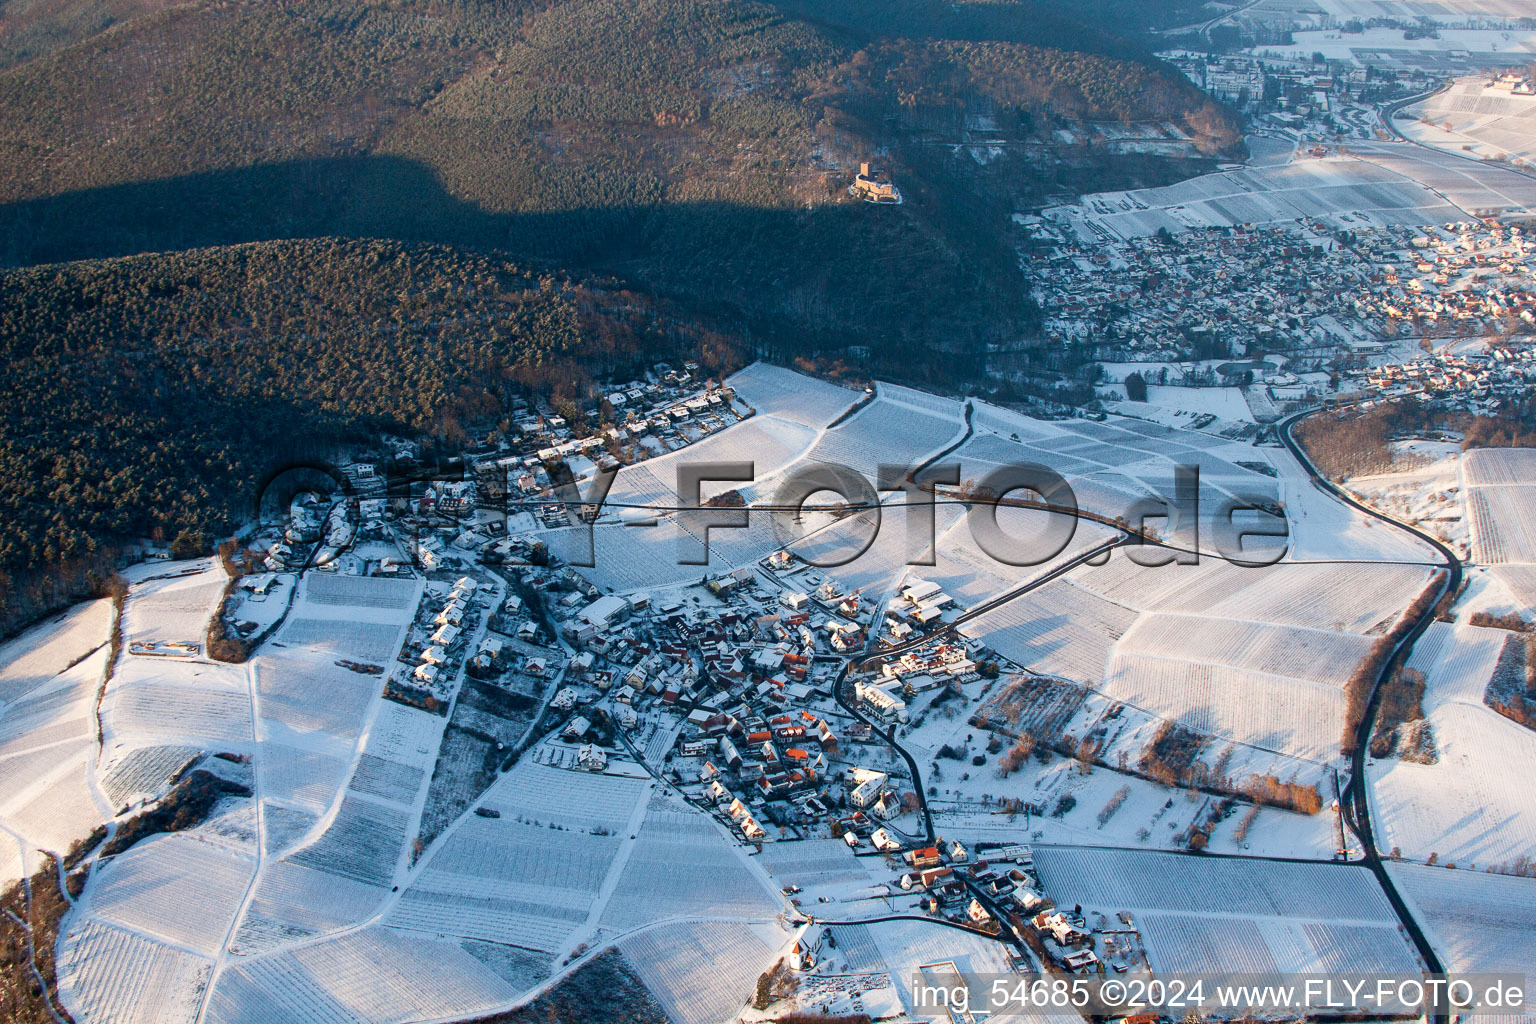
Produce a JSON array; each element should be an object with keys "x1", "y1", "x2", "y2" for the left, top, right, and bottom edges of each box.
[
  {"x1": 831, "y1": 533, "x2": 1131, "y2": 847},
  {"x1": 1279, "y1": 408, "x2": 1458, "y2": 1012},
  {"x1": 820, "y1": 406, "x2": 1461, "y2": 1015}
]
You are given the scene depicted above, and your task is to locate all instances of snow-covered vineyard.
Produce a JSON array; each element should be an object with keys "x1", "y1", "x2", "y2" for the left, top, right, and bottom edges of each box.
[{"x1": 2, "y1": 362, "x2": 1534, "y2": 1022}]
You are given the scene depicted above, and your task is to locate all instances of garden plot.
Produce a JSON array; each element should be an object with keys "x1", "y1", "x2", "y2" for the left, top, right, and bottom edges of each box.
[
  {"x1": 57, "y1": 918, "x2": 213, "y2": 1024},
  {"x1": 543, "y1": 520, "x2": 703, "y2": 592},
  {"x1": 120, "y1": 562, "x2": 224, "y2": 646},
  {"x1": 608, "y1": 414, "x2": 820, "y2": 511},
  {"x1": 1127, "y1": 461, "x2": 1281, "y2": 514},
  {"x1": 1037, "y1": 846, "x2": 1418, "y2": 983},
  {"x1": 959, "y1": 435, "x2": 1106, "y2": 481},
  {"x1": 98, "y1": 744, "x2": 203, "y2": 809},
  {"x1": 925, "y1": 502, "x2": 1118, "y2": 608},
  {"x1": 0, "y1": 648, "x2": 100, "y2": 766},
  {"x1": 261, "y1": 742, "x2": 352, "y2": 812},
  {"x1": 274, "y1": 617, "x2": 406, "y2": 662},
  {"x1": 600, "y1": 462, "x2": 674, "y2": 514},
  {"x1": 677, "y1": 508, "x2": 791, "y2": 572},
  {"x1": 289, "y1": 793, "x2": 411, "y2": 886},
  {"x1": 1136, "y1": 915, "x2": 1279, "y2": 973},
  {"x1": 1073, "y1": 556, "x2": 1424, "y2": 634},
  {"x1": 301, "y1": 573, "x2": 421, "y2": 611},
  {"x1": 962, "y1": 578, "x2": 1139, "y2": 686},
  {"x1": 1491, "y1": 564, "x2": 1536, "y2": 610},
  {"x1": 1048, "y1": 157, "x2": 1462, "y2": 241},
  {"x1": 85, "y1": 832, "x2": 254, "y2": 956},
  {"x1": 255, "y1": 651, "x2": 378, "y2": 743},
  {"x1": 1065, "y1": 552, "x2": 1208, "y2": 610},
  {"x1": 103, "y1": 658, "x2": 253, "y2": 747},
  {"x1": 198, "y1": 797, "x2": 260, "y2": 852},
  {"x1": 1117, "y1": 614, "x2": 1374, "y2": 689},
  {"x1": 781, "y1": 387, "x2": 964, "y2": 488},
  {"x1": 974, "y1": 673, "x2": 1090, "y2": 738},
  {"x1": 1462, "y1": 447, "x2": 1536, "y2": 488},
  {"x1": 0, "y1": 596, "x2": 110, "y2": 706},
  {"x1": 1055, "y1": 437, "x2": 1161, "y2": 471},
  {"x1": 545, "y1": 510, "x2": 787, "y2": 591},
  {"x1": 1389, "y1": 863, "x2": 1536, "y2": 1014},
  {"x1": 347, "y1": 754, "x2": 424, "y2": 804},
  {"x1": 823, "y1": 924, "x2": 889, "y2": 973},
  {"x1": 756, "y1": 838, "x2": 870, "y2": 890},
  {"x1": 390, "y1": 879, "x2": 592, "y2": 952},
  {"x1": 416, "y1": 723, "x2": 506, "y2": 850},
  {"x1": 1370, "y1": 622, "x2": 1536, "y2": 867},
  {"x1": 458, "y1": 940, "x2": 552, "y2": 989},
  {"x1": 728, "y1": 362, "x2": 858, "y2": 429},
  {"x1": 391, "y1": 815, "x2": 621, "y2": 949},
  {"x1": 346, "y1": 701, "x2": 442, "y2": 805},
  {"x1": 600, "y1": 794, "x2": 782, "y2": 931},
  {"x1": 1467, "y1": 485, "x2": 1536, "y2": 565},
  {"x1": 1138, "y1": 914, "x2": 1417, "y2": 977},
  {"x1": 206, "y1": 925, "x2": 518, "y2": 1024},
  {"x1": 970, "y1": 402, "x2": 1072, "y2": 445},
  {"x1": 236, "y1": 859, "x2": 388, "y2": 944},
  {"x1": 261, "y1": 803, "x2": 319, "y2": 857},
  {"x1": 1353, "y1": 140, "x2": 1536, "y2": 218},
  {"x1": 1034, "y1": 846, "x2": 1399, "y2": 922},
  {"x1": 781, "y1": 507, "x2": 914, "y2": 596},
  {"x1": 1191, "y1": 561, "x2": 1428, "y2": 635},
  {"x1": 619, "y1": 920, "x2": 787, "y2": 1024},
  {"x1": 4, "y1": 750, "x2": 106, "y2": 852},
  {"x1": 1102, "y1": 654, "x2": 1342, "y2": 763},
  {"x1": 482, "y1": 760, "x2": 650, "y2": 834}
]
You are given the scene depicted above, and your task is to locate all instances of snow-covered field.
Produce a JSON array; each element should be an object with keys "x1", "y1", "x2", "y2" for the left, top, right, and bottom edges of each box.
[
  {"x1": 1345, "y1": 440, "x2": 1468, "y2": 559},
  {"x1": 620, "y1": 920, "x2": 789, "y2": 1024},
  {"x1": 1353, "y1": 139, "x2": 1536, "y2": 216},
  {"x1": 1464, "y1": 448, "x2": 1536, "y2": 565},
  {"x1": 1034, "y1": 847, "x2": 1419, "y2": 981},
  {"x1": 1370, "y1": 621, "x2": 1536, "y2": 869},
  {"x1": 1406, "y1": 77, "x2": 1536, "y2": 166},
  {"x1": 1045, "y1": 156, "x2": 1465, "y2": 242},
  {"x1": 1390, "y1": 863, "x2": 1536, "y2": 1017},
  {"x1": 729, "y1": 361, "x2": 859, "y2": 429},
  {"x1": 600, "y1": 793, "x2": 784, "y2": 931},
  {"x1": 0, "y1": 606, "x2": 112, "y2": 884},
  {"x1": 18, "y1": 364, "x2": 1536, "y2": 1020}
]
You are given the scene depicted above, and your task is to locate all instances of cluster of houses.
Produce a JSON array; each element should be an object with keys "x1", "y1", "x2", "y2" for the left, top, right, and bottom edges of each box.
[
  {"x1": 405, "y1": 575, "x2": 492, "y2": 700},
  {"x1": 689, "y1": 711, "x2": 858, "y2": 836},
  {"x1": 1355, "y1": 341, "x2": 1536, "y2": 411},
  {"x1": 889, "y1": 578, "x2": 954, "y2": 630},
  {"x1": 336, "y1": 362, "x2": 746, "y2": 568},
  {"x1": 1025, "y1": 216, "x2": 1536, "y2": 380},
  {"x1": 1165, "y1": 51, "x2": 1439, "y2": 120},
  {"x1": 853, "y1": 634, "x2": 985, "y2": 726},
  {"x1": 475, "y1": 364, "x2": 746, "y2": 529},
  {"x1": 1486, "y1": 72, "x2": 1535, "y2": 95},
  {"x1": 1347, "y1": 222, "x2": 1536, "y2": 329},
  {"x1": 264, "y1": 492, "x2": 353, "y2": 571},
  {"x1": 879, "y1": 840, "x2": 1124, "y2": 973},
  {"x1": 552, "y1": 555, "x2": 882, "y2": 709}
]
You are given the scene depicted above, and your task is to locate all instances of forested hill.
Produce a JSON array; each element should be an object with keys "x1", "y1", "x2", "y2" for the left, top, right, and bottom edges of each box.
[
  {"x1": 0, "y1": 239, "x2": 737, "y2": 632},
  {"x1": 0, "y1": 0, "x2": 1239, "y2": 634},
  {"x1": 0, "y1": 0, "x2": 1239, "y2": 364}
]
